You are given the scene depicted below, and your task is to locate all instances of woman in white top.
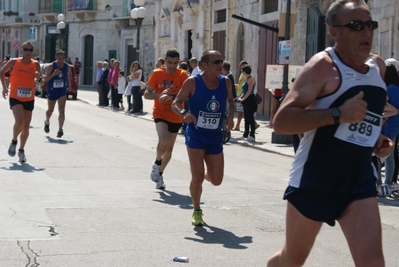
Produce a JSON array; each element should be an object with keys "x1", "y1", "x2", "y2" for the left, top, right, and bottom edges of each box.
[{"x1": 127, "y1": 61, "x2": 142, "y2": 113}]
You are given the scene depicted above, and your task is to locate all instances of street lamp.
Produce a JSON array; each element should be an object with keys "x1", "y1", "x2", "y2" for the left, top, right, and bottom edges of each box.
[
  {"x1": 130, "y1": 0, "x2": 147, "y2": 61},
  {"x1": 57, "y1": 14, "x2": 66, "y2": 51}
]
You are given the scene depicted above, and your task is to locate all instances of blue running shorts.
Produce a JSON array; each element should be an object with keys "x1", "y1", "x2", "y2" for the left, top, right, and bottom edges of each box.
[
  {"x1": 284, "y1": 185, "x2": 377, "y2": 226},
  {"x1": 185, "y1": 126, "x2": 223, "y2": 155},
  {"x1": 47, "y1": 87, "x2": 67, "y2": 101}
]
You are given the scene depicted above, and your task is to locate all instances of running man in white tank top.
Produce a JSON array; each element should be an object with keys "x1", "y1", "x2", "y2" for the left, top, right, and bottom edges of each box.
[{"x1": 267, "y1": 1, "x2": 391, "y2": 266}]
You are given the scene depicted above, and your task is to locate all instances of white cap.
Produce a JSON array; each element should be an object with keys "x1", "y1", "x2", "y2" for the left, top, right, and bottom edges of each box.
[{"x1": 385, "y1": 58, "x2": 399, "y2": 72}]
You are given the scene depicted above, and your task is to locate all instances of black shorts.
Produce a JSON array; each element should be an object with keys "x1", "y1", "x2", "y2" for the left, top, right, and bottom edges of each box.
[
  {"x1": 9, "y1": 98, "x2": 34, "y2": 111},
  {"x1": 284, "y1": 185, "x2": 377, "y2": 226},
  {"x1": 154, "y1": 118, "x2": 182, "y2": 133}
]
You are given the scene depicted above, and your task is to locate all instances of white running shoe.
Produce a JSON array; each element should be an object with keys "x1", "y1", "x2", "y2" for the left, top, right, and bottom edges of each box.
[
  {"x1": 156, "y1": 176, "x2": 165, "y2": 190},
  {"x1": 390, "y1": 183, "x2": 399, "y2": 193},
  {"x1": 246, "y1": 136, "x2": 255, "y2": 142},
  {"x1": 18, "y1": 150, "x2": 26, "y2": 163},
  {"x1": 150, "y1": 163, "x2": 161, "y2": 182},
  {"x1": 377, "y1": 184, "x2": 391, "y2": 197}
]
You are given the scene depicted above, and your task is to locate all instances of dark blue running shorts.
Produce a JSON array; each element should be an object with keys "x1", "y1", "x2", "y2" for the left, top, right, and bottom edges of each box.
[
  {"x1": 284, "y1": 185, "x2": 377, "y2": 226},
  {"x1": 47, "y1": 87, "x2": 67, "y2": 101},
  {"x1": 185, "y1": 126, "x2": 223, "y2": 155}
]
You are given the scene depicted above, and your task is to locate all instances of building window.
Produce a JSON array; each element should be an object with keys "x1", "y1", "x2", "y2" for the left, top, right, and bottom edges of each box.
[
  {"x1": 215, "y1": 9, "x2": 226, "y2": 23},
  {"x1": 262, "y1": 0, "x2": 278, "y2": 14}
]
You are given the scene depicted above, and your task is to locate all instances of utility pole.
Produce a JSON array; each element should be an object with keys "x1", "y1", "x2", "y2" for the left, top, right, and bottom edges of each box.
[{"x1": 281, "y1": 0, "x2": 291, "y2": 96}]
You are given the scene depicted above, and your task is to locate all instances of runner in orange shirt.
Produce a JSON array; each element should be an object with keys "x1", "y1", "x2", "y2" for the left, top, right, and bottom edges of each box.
[
  {"x1": 0, "y1": 41, "x2": 44, "y2": 162},
  {"x1": 144, "y1": 48, "x2": 189, "y2": 189}
]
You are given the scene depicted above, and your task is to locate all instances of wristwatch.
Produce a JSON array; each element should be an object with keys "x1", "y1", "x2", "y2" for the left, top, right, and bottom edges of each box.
[
  {"x1": 180, "y1": 109, "x2": 187, "y2": 116},
  {"x1": 331, "y1": 107, "x2": 341, "y2": 124}
]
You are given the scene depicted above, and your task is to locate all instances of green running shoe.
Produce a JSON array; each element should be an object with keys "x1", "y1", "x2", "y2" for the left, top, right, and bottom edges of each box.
[{"x1": 192, "y1": 210, "x2": 204, "y2": 226}]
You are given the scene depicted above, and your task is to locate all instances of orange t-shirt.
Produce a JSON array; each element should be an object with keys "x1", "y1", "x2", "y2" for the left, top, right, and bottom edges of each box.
[
  {"x1": 10, "y1": 58, "x2": 36, "y2": 102},
  {"x1": 147, "y1": 67, "x2": 189, "y2": 123}
]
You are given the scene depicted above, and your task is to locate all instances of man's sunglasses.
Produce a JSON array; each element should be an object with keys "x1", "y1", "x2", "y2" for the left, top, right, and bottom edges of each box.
[
  {"x1": 23, "y1": 48, "x2": 34, "y2": 52},
  {"x1": 333, "y1": 20, "x2": 378, "y2": 31},
  {"x1": 209, "y1": 59, "x2": 223, "y2": 65}
]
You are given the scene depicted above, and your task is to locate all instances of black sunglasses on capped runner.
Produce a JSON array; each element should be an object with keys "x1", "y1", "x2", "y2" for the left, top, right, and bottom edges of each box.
[
  {"x1": 209, "y1": 59, "x2": 223, "y2": 65},
  {"x1": 333, "y1": 20, "x2": 378, "y2": 31},
  {"x1": 23, "y1": 48, "x2": 34, "y2": 52}
]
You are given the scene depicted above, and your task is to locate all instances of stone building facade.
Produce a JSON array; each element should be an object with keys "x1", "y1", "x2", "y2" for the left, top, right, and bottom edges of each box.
[{"x1": 2, "y1": 0, "x2": 399, "y2": 117}]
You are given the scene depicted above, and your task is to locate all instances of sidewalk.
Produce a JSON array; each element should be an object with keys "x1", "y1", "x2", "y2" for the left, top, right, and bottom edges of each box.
[{"x1": 77, "y1": 86, "x2": 295, "y2": 158}]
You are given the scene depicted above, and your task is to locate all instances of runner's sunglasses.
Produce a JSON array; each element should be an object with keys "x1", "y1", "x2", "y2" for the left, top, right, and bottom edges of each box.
[
  {"x1": 209, "y1": 59, "x2": 223, "y2": 65},
  {"x1": 22, "y1": 48, "x2": 34, "y2": 52},
  {"x1": 333, "y1": 20, "x2": 378, "y2": 31}
]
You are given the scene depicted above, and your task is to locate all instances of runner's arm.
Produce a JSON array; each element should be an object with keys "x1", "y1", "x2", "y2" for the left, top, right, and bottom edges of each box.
[
  {"x1": 0, "y1": 59, "x2": 15, "y2": 99},
  {"x1": 35, "y1": 61, "x2": 45, "y2": 86}
]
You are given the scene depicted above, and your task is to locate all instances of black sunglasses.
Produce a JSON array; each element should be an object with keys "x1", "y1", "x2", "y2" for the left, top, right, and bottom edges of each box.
[
  {"x1": 209, "y1": 59, "x2": 223, "y2": 65},
  {"x1": 23, "y1": 48, "x2": 34, "y2": 52},
  {"x1": 333, "y1": 20, "x2": 378, "y2": 31}
]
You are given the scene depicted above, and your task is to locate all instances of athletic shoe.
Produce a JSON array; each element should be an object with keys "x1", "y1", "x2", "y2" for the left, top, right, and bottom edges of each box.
[
  {"x1": 150, "y1": 163, "x2": 161, "y2": 182},
  {"x1": 377, "y1": 184, "x2": 391, "y2": 197},
  {"x1": 57, "y1": 129, "x2": 64, "y2": 138},
  {"x1": 192, "y1": 210, "x2": 204, "y2": 226},
  {"x1": 246, "y1": 136, "x2": 255, "y2": 142},
  {"x1": 155, "y1": 176, "x2": 165, "y2": 190},
  {"x1": 44, "y1": 121, "x2": 50, "y2": 133},
  {"x1": 18, "y1": 150, "x2": 26, "y2": 163},
  {"x1": 390, "y1": 183, "x2": 399, "y2": 193},
  {"x1": 8, "y1": 141, "x2": 17, "y2": 157}
]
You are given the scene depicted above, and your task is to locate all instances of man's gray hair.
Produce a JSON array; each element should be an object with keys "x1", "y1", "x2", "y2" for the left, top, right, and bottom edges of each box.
[{"x1": 325, "y1": 0, "x2": 368, "y2": 27}]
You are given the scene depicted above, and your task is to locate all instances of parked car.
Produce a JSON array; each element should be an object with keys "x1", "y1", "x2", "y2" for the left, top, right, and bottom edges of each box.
[
  {"x1": 35, "y1": 63, "x2": 50, "y2": 98},
  {"x1": 36, "y1": 63, "x2": 78, "y2": 100},
  {"x1": 67, "y1": 66, "x2": 78, "y2": 100}
]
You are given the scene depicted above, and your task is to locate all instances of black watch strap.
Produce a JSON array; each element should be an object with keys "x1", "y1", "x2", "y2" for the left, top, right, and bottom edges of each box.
[{"x1": 331, "y1": 108, "x2": 341, "y2": 124}]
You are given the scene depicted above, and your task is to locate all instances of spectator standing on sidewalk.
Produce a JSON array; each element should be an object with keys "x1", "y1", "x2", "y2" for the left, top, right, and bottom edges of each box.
[
  {"x1": 117, "y1": 70, "x2": 126, "y2": 111},
  {"x1": 107, "y1": 59, "x2": 115, "y2": 107},
  {"x1": 233, "y1": 61, "x2": 246, "y2": 131},
  {"x1": 110, "y1": 60, "x2": 121, "y2": 109},
  {"x1": 379, "y1": 64, "x2": 399, "y2": 193},
  {"x1": 144, "y1": 48, "x2": 189, "y2": 190},
  {"x1": 95, "y1": 61, "x2": 104, "y2": 106},
  {"x1": 267, "y1": 1, "x2": 391, "y2": 266},
  {"x1": 0, "y1": 41, "x2": 44, "y2": 162},
  {"x1": 74, "y1": 57, "x2": 82, "y2": 83},
  {"x1": 238, "y1": 64, "x2": 257, "y2": 142},
  {"x1": 100, "y1": 61, "x2": 110, "y2": 107},
  {"x1": 222, "y1": 61, "x2": 237, "y2": 116},
  {"x1": 172, "y1": 50, "x2": 234, "y2": 226},
  {"x1": 127, "y1": 61, "x2": 143, "y2": 114}
]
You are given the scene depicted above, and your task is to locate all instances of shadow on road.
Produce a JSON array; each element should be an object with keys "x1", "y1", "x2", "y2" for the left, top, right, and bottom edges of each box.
[
  {"x1": 45, "y1": 136, "x2": 73, "y2": 144},
  {"x1": 153, "y1": 189, "x2": 194, "y2": 209},
  {"x1": 185, "y1": 224, "x2": 253, "y2": 249},
  {"x1": 1, "y1": 162, "x2": 45, "y2": 173}
]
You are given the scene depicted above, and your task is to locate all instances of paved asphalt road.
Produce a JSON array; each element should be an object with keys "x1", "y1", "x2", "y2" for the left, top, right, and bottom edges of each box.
[{"x1": 0, "y1": 85, "x2": 397, "y2": 266}]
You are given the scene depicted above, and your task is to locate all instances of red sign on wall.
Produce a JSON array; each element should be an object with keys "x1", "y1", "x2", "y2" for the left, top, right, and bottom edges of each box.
[{"x1": 12, "y1": 41, "x2": 21, "y2": 50}]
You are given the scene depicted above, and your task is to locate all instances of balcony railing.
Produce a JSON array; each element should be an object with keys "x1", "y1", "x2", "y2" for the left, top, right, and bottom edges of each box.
[
  {"x1": 39, "y1": 0, "x2": 63, "y2": 14},
  {"x1": 67, "y1": 0, "x2": 96, "y2": 11}
]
